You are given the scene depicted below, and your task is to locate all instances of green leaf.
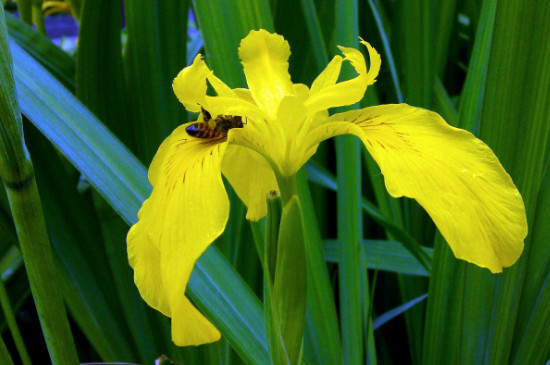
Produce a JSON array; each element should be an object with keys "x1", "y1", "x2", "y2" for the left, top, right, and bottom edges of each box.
[
  {"x1": 366, "y1": 0, "x2": 403, "y2": 102},
  {"x1": 372, "y1": 294, "x2": 427, "y2": 330},
  {"x1": 77, "y1": 0, "x2": 131, "y2": 145},
  {"x1": 192, "y1": 0, "x2": 274, "y2": 88},
  {"x1": 273, "y1": 195, "x2": 307, "y2": 365},
  {"x1": 124, "y1": 0, "x2": 189, "y2": 163},
  {"x1": 323, "y1": 240, "x2": 432, "y2": 277},
  {"x1": 26, "y1": 126, "x2": 138, "y2": 361},
  {"x1": 433, "y1": 0, "x2": 459, "y2": 78},
  {"x1": 265, "y1": 191, "x2": 283, "y2": 280},
  {"x1": 511, "y1": 166, "x2": 550, "y2": 364},
  {"x1": 423, "y1": 1, "x2": 550, "y2": 364},
  {"x1": 334, "y1": 2, "x2": 373, "y2": 363},
  {"x1": 296, "y1": 169, "x2": 342, "y2": 365},
  {"x1": 76, "y1": 1, "x2": 173, "y2": 361},
  {"x1": 6, "y1": 13, "x2": 74, "y2": 91},
  {"x1": 264, "y1": 191, "x2": 288, "y2": 365},
  {"x1": 306, "y1": 161, "x2": 431, "y2": 271}
]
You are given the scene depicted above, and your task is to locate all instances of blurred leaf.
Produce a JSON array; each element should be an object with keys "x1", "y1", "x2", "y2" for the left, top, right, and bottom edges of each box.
[
  {"x1": 366, "y1": 0, "x2": 403, "y2": 102},
  {"x1": 192, "y1": 0, "x2": 274, "y2": 88},
  {"x1": 124, "y1": 0, "x2": 189, "y2": 163},
  {"x1": 6, "y1": 13, "x2": 74, "y2": 90}
]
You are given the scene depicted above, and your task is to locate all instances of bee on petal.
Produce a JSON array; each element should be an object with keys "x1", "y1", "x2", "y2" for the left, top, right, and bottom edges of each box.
[{"x1": 186, "y1": 107, "x2": 244, "y2": 139}]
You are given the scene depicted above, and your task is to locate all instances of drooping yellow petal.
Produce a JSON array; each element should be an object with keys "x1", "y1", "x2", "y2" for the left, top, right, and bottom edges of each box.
[
  {"x1": 305, "y1": 41, "x2": 381, "y2": 113},
  {"x1": 314, "y1": 104, "x2": 527, "y2": 272},
  {"x1": 128, "y1": 123, "x2": 228, "y2": 345},
  {"x1": 172, "y1": 296, "x2": 221, "y2": 346},
  {"x1": 127, "y1": 219, "x2": 168, "y2": 314},
  {"x1": 239, "y1": 29, "x2": 294, "y2": 118},
  {"x1": 222, "y1": 144, "x2": 279, "y2": 221}
]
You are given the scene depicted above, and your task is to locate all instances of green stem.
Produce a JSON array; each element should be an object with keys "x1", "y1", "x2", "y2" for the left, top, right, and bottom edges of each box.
[
  {"x1": 67, "y1": 0, "x2": 82, "y2": 21},
  {"x1": 31, "y1": 0, "x2": 46, "y2": 35},
  {"x1": 265, "y1": 191, "x2": 283, "y2": 280},
  {"x1": 275, "y1": 173, "x2": 298, "y2": 205},
  {"x1": 4, "y1": 180, "x2": 80, "y2": 365},
  {"x1": 0, "y1": 278, "x2": 31, "y2": 365},
  {"x1": 0, "y1": 7, "x2": 78, "y2": 364},
  {"x1": 17, "y1": 0, "x2": 33, "y2": 25}
]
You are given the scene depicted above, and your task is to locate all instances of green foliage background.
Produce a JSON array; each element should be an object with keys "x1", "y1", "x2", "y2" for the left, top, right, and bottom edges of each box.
[{"x1": 0, "y1": 0, "x2": 549, "y2": 364}]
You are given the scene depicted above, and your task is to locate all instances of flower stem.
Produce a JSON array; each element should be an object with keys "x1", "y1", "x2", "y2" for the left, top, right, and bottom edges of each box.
[
  {"x1": 0, "y1": 8, "x2": 79, "y2": 365},
  {"x1": 275, "y1": 173, "x2": 298, "y2": 205},
  {"x1": 265, "y1": 190, "x2": 283, "y2": 280},
  {"x1": 17, "y1": 0, "x2": 33, "y2": 25},
  {"x1": 31, "y1": 0, "x2": 46, "y2": 35}
]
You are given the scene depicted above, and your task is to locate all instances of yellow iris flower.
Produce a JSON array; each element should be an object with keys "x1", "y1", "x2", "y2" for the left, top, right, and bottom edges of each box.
[{"x1": 127, "y1": 29, "x2": 527, "y2": 346}]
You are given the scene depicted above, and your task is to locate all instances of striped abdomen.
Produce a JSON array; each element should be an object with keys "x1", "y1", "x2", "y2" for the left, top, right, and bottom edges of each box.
[
  {"x1": 186, "y1": 111, "x2": 244, "y2": 139},
  {"x1": 186, "y1": 122, "x2": 222, "y2": 139}
]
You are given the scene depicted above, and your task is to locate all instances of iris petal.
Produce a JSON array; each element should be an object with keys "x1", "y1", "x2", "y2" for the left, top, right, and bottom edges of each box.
[
  {"x1": 312, "y1": 104, "x2": 527, "y2": 272},
  {"x1": 305, "y1": 41, "x2": 381, "y2": 113},
  {"x1": 309, "y1": 55, "x2": 343, "y2": 95},
  {"x1": 239, "y1": 29, "x2": 294, "y2": 118},
  {"x1": 128, "y1": 123, "x2": 229, "y2": 345},
  {"x1": 172, "y1": 55, "x2": 210, "y2": 112},
  {"x1": 222, "y1": 144, "x2": 279, "y2": 221},
  {"x1": 171, "y1": 54, "x2": 261, "y2": 123},
  {"x1": 172, "y1": 296, "x2": 221, "y2": 346}
]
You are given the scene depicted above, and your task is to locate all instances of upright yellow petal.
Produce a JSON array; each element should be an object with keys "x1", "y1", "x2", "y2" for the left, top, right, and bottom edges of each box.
[
  {"x1": 309, "y1": 55, "x2": 343, "y2": 95},
  {"x1": 172, "y1": 55, "x2": 211, "y2": 112},
  {"x1": 172, "y1": 52, "x2": 265, "y2": 123},
  {"x1": 305, "y1": 41, "x2": 381, "y2": 113},
  {"x1": 239, "y1": 29, "x2": 294, "y2": 118},
  {"x1": 317, "y1": 104, "x2": 527, "y2": 272},
  {"x1": 222, "y1": 144, "x2": 279, "y2": 221},
  {"x1": 128, "y1": 123, "x2": 228, "y2": 345}
]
